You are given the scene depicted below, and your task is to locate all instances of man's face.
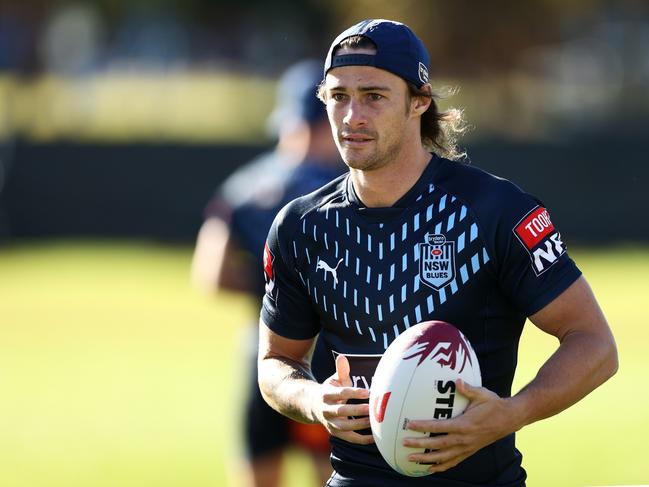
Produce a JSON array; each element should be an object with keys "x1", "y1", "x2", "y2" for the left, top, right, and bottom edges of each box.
[{"x1": 322, "y1": 51, "x2": 418, "y2": 172}]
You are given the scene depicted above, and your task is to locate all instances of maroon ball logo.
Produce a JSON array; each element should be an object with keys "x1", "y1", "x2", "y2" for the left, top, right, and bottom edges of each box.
[{"x1": 401, "y1": 321, "x2": 473, "y2": 373}]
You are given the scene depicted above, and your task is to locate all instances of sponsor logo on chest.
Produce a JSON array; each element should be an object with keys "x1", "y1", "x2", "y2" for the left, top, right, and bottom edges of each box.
[{"x1": 419, "y1": 233, "x2": 456, "y2": 291}]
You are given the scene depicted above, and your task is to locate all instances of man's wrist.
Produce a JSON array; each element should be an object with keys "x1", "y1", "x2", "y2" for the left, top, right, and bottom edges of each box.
[{"x1": 505, "y1": 392, "x2": 535, "y2": 432}]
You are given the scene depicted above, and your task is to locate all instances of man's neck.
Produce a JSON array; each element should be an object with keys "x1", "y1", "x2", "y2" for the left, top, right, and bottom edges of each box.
[{"x1": 349, "y1": 146, "x2": 432, "y2": 208}]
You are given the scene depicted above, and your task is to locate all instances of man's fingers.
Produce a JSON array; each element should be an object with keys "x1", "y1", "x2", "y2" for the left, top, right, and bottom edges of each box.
[
  {"x1": 327, "y1": 415, "x2": 371, "y2": 431},
  {"x1": 318, "y1": 364, "x2": 373, "y2": 447},
  {"x1": 456, "y1": 379, "x2": 489, "y2": 402},
  {"x1": 335, "y1": 354, "x2": 352, "y2": 387},
  {"x1": 402, "y1": 433, "x2": 455, "y2": 451},
  {"x1": 324, "y1": 403, "x2": 370, "y2": 422},
  {"x1": 406, "y1": 418, "x2": 460, "y2": 434},
  {"x1": 323, "y1": 386, "x2": 370, "y2": 403},
  {"x1": 407, "y1": 446, "x2": 466, "y2": 472},
  {"x1": 326, "y1": 402, "x2": 370, "y2": 417}
]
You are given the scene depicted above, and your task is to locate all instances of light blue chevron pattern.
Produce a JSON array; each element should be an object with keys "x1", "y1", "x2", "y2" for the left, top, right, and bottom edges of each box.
[{"x1": 291, "y1": 186, "x2": 490, "y2": 348}]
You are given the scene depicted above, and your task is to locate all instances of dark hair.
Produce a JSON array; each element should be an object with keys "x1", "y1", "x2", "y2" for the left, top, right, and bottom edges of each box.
[
  {"x1": 336, "y1": 34, "x2": 375, "y2": 52},
  {"x1": 319, "y1": 35, "x2": 467, "y2": 161}
]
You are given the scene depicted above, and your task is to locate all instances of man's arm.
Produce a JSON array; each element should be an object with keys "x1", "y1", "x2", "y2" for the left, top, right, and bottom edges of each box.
[
  {"x1": 258, "y1": 321, "x2": 375, "y2": 445},
  {"x1": 405, "y1": 276, "x2": 618, "y2": 472},
  {"x1": 191, "y1": 216, "x2": 255, "y2": 294},
  {"x1": 504, "y1": 275, "x2": 618, "y2": 424}
]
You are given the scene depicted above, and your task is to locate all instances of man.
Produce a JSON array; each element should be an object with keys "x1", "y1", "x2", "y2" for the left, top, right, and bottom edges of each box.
[
  {"x1": 192, "y1": 60, "x2": 343, "y2": 487},
  {"x1": 257, "y1": 19, "x2": 618, "y2": 486}
]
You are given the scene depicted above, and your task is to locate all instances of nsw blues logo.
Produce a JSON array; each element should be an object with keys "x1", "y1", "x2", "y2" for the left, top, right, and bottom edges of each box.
[{"x1": 419, "y1": 234, "x2": 456, "y2": 291}]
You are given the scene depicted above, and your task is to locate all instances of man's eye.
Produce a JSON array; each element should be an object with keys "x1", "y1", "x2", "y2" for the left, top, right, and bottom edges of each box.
[
  {"x1": 332, "y1": 93, "x2": 347, "y2": 102},
  {"x1": 368, "y1": 93, "x2": 383, "y2": 101}
]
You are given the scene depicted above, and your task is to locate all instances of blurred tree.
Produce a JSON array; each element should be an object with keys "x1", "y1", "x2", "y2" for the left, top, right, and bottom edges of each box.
[
  {"x1": 316, "y1": 0, "x2": 563, "y2": 76},
  {"x1": 315, "y1": 0, "x2": 648, "y2": 76},
  {"x1": 3, "y1": 0, "x2": 647, "y2": 76}
]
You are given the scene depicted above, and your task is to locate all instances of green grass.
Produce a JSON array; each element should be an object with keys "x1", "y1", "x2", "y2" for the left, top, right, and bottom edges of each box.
[
  {"x1": 0, "y1": 241, "x2": 647, "y2": 487},
  {"x1": 513, "y1": 248, "x2": 649, "y2": 486}
]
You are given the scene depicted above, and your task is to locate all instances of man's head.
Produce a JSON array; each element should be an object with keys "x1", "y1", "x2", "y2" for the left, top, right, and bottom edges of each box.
[
  {"x1": 318, "y1": 19, "x2": 466, "y2": 165},
  {"x1": 267, "y1": 59, "x2": 328, "y2": 138},
  {"x1": 317, "y1": 20, "x2": 432, "y2": 170}
]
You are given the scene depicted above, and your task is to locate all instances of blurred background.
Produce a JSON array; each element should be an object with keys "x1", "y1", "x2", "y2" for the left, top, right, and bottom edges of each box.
[{"x1": 0, "y1": 1, "x2": 648, "y2": 486}]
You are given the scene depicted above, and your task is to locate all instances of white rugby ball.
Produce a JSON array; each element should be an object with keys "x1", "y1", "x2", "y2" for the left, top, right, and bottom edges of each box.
[{"x1": 369, "y1": 320, "x2": 481, "y2": 477}]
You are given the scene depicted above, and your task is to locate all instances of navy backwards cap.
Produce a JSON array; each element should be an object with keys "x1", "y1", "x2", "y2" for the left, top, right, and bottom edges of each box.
[
  {"x1": 267, "y1": 59, "x2": 327, "y2": 136},
  {"x1": 324, "y1": 19, "x2": 430, "y2": 88}
]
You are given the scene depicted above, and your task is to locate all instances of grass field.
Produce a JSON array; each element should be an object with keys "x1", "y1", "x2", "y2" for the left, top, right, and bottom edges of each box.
[{"x1": 1, "y1": 241, "x2": 647, "y2": 487}]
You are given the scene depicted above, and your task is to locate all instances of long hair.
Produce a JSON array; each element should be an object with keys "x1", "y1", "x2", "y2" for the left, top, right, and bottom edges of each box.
[
  {"x1": 408, "y1": 83, "x2": 468, "y2": 161},
  {"x1": 322, "y1": 35, "x2": 468, "y2": 161}
]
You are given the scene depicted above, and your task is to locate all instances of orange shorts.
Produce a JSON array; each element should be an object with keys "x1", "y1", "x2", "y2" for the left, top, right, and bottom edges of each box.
[{"x1": 288, "y1": 420, "x2": 331, "y2": 454}]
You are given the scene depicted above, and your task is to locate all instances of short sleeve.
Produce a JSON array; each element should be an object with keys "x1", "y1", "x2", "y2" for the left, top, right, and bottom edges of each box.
[
  {"x1": 492, "y1": 193, "x2": 582, "y2": 316},
  {"x1": 260, "y1": 206, "x2": 321, "y2": 339},
  {"x1": 203, "y1": 193, "x2": 233, "y2": 224}
]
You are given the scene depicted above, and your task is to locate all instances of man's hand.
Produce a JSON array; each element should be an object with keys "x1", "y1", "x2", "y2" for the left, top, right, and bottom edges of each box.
[
  {"x1": 403, "y1": 380, "x2": 521, "y2": 473},
  {"x1": 313, "y1": 354, "x2": 375, "y2": 445}
]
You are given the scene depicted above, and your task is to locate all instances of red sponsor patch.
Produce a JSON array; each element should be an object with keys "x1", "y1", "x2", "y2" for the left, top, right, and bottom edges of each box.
[
  {"x1": 372, "y1": 392, "x2": 391, "y2": 423},
  {"x1": 514, "y1": 206, "x2": 555, "y2": 250},
  {"x1": 263, "y1": 242, "x2": 274, "y2": 280}
]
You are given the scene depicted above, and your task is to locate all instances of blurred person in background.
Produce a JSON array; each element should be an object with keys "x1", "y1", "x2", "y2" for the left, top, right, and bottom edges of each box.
[{"x1": 191, "y1": 59, "x2": 344, "y2": 487}]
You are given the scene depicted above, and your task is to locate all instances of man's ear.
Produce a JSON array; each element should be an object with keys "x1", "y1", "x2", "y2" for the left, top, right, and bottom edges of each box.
[{"x1": 410, "y1": 83, "x2": 433, "y2": 116}]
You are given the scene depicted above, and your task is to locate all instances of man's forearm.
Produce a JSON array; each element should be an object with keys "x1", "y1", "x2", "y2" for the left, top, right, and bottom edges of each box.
[
  {"x1": 258, "y1": 355, "x2": 321, "y2": 424},
  {"x1": 509, "y1": 328, "x2": 618, "y2": 430}
]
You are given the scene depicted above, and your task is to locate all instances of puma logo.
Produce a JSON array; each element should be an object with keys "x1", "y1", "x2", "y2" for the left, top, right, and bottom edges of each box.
[{"x1": 316, "y1": 258, "x2": 344, "y2": 284}]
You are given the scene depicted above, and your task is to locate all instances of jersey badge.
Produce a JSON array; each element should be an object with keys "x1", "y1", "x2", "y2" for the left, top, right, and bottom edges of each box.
[
  {"x1": 513, "y1": 206, "x2": 567, "y2": 276},
  {"x1": 419, "y1": 234, "x2": 456, "y2": 291},
  {"x1": 263, "y1": 242, "x2": 277, "y2": 300}
]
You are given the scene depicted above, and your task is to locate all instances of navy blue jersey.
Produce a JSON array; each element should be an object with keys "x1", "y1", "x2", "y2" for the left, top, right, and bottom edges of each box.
[{"x1": 261, "y1": 154, "x2": 581, "y2": 486}]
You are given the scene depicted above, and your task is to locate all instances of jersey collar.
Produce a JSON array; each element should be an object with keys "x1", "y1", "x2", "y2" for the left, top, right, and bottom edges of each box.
[{"x1": 345, "y1": 153, "x2": 442, "y2": 214}]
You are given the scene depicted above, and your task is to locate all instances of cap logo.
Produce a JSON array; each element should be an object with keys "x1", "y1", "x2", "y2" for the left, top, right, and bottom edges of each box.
[{"x1": 418, "y1": 62, "x2": 429, "y2": 84}]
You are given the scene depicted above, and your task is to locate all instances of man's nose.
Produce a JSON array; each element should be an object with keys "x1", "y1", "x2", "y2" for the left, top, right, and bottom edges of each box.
[{"x1": 342, "y1": 98, "x2": 367, "y2": 128}]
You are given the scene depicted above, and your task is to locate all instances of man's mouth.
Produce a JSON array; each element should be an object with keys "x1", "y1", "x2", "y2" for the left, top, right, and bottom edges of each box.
[{"x1": 341, "y1": 133, "x2": 374, "y2": 145}]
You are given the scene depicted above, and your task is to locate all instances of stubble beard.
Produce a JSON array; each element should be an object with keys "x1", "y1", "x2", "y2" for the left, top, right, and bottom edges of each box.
[{"x1": 338, "y1": 131, "x2": 405, "y2": 173}]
